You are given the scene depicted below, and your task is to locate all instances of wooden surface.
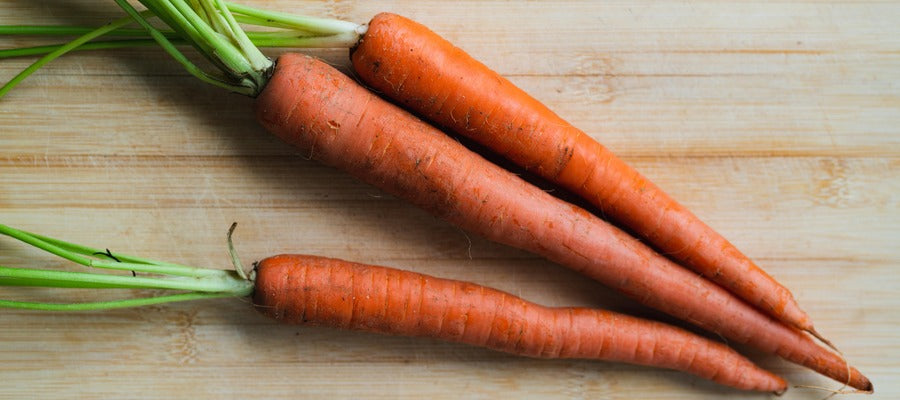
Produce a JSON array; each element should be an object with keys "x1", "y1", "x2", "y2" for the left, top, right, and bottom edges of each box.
[{"x1": 1, "y1": 1, "x2": 898, "y2": 398}]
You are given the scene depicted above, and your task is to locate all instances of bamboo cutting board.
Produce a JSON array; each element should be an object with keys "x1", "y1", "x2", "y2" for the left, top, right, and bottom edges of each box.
[{"x1": 1, "y1": 1, "x2": 898, "y2": 398}]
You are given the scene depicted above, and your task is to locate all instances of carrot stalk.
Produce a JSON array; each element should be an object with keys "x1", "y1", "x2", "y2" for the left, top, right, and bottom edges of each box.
[
  {"x1": 0, "y1": 223, "x2": 254, "y2": 305},
  {"x1": 0, "y1": 33, "x2": 360, "y2": 61},
  {"x1": 0, "y1": 13, "x2": 147, "y2": 98},
  {"x1": 349, "y1": 13, "x2": 814, "y2": 334},
  {"x1": 0, "y1": 292, "x2": 238, "y2": 311},
  {"x1": 255, "y1": 53, "x2": 870, "y2": 391},
  {"x1": 0, "y1": 39, "x2": 163, "y2": 59},
  {"x1": 0, "y1": 2, "x2": 362, "y2": 97},
  {"x1": 0, "y1": 223, "x2": 786, "y2": 392}
]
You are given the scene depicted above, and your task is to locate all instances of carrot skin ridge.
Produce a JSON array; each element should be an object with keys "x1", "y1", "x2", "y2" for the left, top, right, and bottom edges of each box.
[
  {"x1": 349, "y1": 13, "x2": 812, "y2": 334},
  {"x1": 253, "y1": 254, "x2": 787, "y2": 392},
  {"x1": 253, "y1": 53, "x2": 870, "y2": 391}
]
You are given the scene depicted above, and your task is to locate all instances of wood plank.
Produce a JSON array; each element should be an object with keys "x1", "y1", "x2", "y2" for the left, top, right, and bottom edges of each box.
[
  {"x1": 2, "y1": 66, "x2": 897, "y2": 157},
  {"x1": 2, "y1": 156, "x2": 895, "y2": 262},
  {"x1": 1, "y1": 0, "x2": 898, "y2": 398}
]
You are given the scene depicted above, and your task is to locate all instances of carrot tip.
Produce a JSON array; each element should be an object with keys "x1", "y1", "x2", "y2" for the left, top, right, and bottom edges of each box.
[
  {"x1": 858, "y1": 381, "x2": 875, "y2": 394},
  {"x1": 804, "y1": 327, "x2": 874, "y2": 393}
]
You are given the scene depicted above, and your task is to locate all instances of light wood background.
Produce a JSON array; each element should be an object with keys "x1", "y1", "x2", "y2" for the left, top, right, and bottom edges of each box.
[{"x1": 1, "y1": 1, "x2": 897, "y2": 398}]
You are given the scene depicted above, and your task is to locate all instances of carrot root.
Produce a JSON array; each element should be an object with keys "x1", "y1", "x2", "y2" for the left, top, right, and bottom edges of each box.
[
  {"x1": 254, "y1": 52, "x2": 871, "y2": 391},
  {"x1": 350, "y1": 12, "x2": 815, "y2": 333},
  {"x1": 253, "y1": 254, "x2": 788, "y2": 392},
  {"x1": 793, "y1": 384, "x2": 875, "y2": 397}
]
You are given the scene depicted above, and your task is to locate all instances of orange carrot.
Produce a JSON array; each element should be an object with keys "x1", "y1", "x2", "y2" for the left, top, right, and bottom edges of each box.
[
  {"x1": 349, "y1": 13, "x2": 813, "y2": 335},
  {"x1": 254, "y1": 53, "x2": 870, "y2": 390},
  {"x1": 0, "y1": 223, "x2": 782, "y2": 392},
  {"x1": 253, "y1": 254, "x2": 786, "y2": 392},
  {"x1": 0, "y1": 3, "x2": 870, "y2": 394}
]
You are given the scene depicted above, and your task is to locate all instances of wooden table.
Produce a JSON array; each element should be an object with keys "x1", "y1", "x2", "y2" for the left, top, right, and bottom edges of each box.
[{"x1": 1, "y1": 1, "x2": 897, "y2": 398}]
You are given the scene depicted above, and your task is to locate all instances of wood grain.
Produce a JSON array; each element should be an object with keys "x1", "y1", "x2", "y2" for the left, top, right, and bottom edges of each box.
[{"x1": 1, "y1": 1, "x2": 898, "y2": 398}]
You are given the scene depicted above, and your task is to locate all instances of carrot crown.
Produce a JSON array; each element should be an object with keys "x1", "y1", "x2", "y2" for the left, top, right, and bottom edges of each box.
[
  {"x1": 0, "y1": 1, "x2": 366, "y2": 98},
  {"x1": 0, "y1": 223, "x2": 254, "y2": 310}
]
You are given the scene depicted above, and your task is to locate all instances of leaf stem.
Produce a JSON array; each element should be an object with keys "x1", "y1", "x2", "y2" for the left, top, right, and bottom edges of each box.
[
  {"x1": 0, "y1": 12, "x2": 147, "y2": 99},
  {"x1": 0, "y1": 292, "x2": 239, "y2": 311},
  {"x1": 0, "y1": 2, "x2": 365, "y2": 96},
  {"x1": 0, "y1": 25, "x2": 168, "y2": 37},
  {"x1": 0, "y1": 39, "x2": 163, "y2": 59},
  {"x1": 0, "y1": 266, "x2": 250, "y2": 293},
  {"x1": 0, "y1": 224, "x2": 218, "y2": 278},
  {"x1": 213, "y1": 0, "x2": 269, "y2": 71},
  {"x1": 225, "y1": 2, "x2": 363, "y2": 35},
  {"x1": 113, "y1": 0, "x2": 255, "y2": 95},
  {"x1": 0, "y1": 32, "x2": 360, "y2": 60},
  {"x1": 0, "y1": 224, "x2": 254, "y2": 310}
]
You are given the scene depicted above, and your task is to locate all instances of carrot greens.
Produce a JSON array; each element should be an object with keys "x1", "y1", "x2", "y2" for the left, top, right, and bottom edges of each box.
[
  {"x1": 0, "y1": 13, "x2": 146, "y2": 98},
  {"x1": 0, "y1": 0, "x2": 364, "y2": 98},
  {"x1": 0, "y1": 223, "x2": 253, "y2": 311}
]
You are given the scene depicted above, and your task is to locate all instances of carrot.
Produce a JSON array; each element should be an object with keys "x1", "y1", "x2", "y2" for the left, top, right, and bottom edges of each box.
[
  {"x1": 349, "y1": 13, "x2": 813, "y2": 335},
  {"x1": 255, "y1": 53, "x2": 870, "y2": 391},
  {"x1": 0, "y1": 2, "x2": 870, "y2": 392},
  {"x1": 254, "y1": 254, "x2": 787, "y2": 392},
  {"x1": 0, "y1": 223, "x2": 784, "y2": 392}
]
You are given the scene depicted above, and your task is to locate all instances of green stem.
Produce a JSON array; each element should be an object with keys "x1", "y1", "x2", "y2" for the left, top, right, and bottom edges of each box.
[
  {"x1": 0, "y1": 25, "x2": 342, "y2": 41},
  {"x1": 113, "y1": 0, "x2": 254, "y2": 95},
  {"x1": 0, "y1": 32, "x2": 360, "y2": 60},
  {"x1": 213, "y1": 0, "x2": 269, "y2": 71},
  {"x1": 251, "y1": 31, "x2": 361, "y2": 49},
  {"x1": 0, "y1": 26, "x2": 169, "y2": 37},
  {"x1": 0, "y1": 2, "x2": 365, "y2": 96},
  {"x1": 0, "y1": 223, "x2": 254, "y2": 310},
  {"x1": 0, "y1": 292, "x2": 238, "y2": 311},
  {"x1": 0, "y1": 266, "x2": 249, "y2": 293},
  {"x1": 0, "y1": 39, "x2": 163, "y2": 59},
  {"x1": 192, "y1": 0, "x2": 231, "y2": 36},
  {"x1": 0, "y1": 224, "x2": 218, "y2": 278},
  {"x1": 165, "y1": 0, "x2": 254, "y2": 75},
  {"x1": 0, "y1": 12, "x2": 147, "y2": 99},
  {"x1": 225, "y1": 2, "x2": 363, "y2": 35}
]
